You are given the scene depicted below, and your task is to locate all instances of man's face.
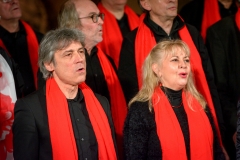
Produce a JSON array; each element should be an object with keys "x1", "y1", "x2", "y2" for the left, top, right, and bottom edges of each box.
[
  {"x1": 0, "y1": 0, "x2": 21, "y2": 21},
  {"x1": 141, "y1": 0, "x2": 178, "y2": 20},
  {"x1": 75, "y1": 0, "x2": 104, "y2": 47},
  {"x1": 46, "y1": 42, "x2": 86, "y2": 87}
]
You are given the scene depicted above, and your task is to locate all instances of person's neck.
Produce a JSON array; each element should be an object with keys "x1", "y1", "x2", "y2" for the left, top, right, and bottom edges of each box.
[
  {"x1": 218, "y1": 0, "x2": 232, "y2": 9},
  {"x1": 101, "y1": 1, "x2": 125, "y2": 20},
  {"x1": 150, "y1": 14, "x2": 174, "y2": 35},
  {"x1": 53, "y1": 76, "x2": 79, "y2": 99},
  {"x1": 0, "y1": 19, "x2": 20, "y2": 33}
]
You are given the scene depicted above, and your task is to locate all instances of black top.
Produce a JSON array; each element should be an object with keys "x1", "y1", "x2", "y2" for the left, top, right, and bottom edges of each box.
[
  {"x1": 85, "y1": 47, "x2": 115, "y2": 102},
  {"x1": 123, "y1": 99, "x2": 225, "y2": 160},
  {"x1": 116, "y1": 13, "x2": 131, "y2": 37},
  {"x1": 0, "y1": 21, "x2": 43, "y2": 98},
  {"x1": 68, "y1": 89, "x2": 98, "y2": 160},
  {"x1": 179, "y1": 0, "x2": 238, "y2": 32},
  {"x1": 161, "y1": 87, "x2": 190, "y2": 160}
]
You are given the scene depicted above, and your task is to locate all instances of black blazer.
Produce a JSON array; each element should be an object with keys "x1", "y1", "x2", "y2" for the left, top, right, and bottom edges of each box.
[{"x1": 12, "y1": 86, "x2": 117, "y2": 160}]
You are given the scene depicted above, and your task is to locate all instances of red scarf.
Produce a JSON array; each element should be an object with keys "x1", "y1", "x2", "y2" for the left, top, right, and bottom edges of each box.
[
  {"x1": 135, "y1": 13, "x2": 222, "y2": 145},
  {"x1": 96, "y1": 46, "x2": 127, "y2": 157},
  {"x1": 201, "y1": 0, "x2": 221, "y2": 41},
  {"x1": 97, "y1": 3, "x2": 139, "y2": 68},
  {"x1": 236, "y1": 7, "x2": 240, "y2": 30},
  {"x1": 46, "y1": 78, "x2": 117, "y2": 160},
  {"x1": 0, "y1": 20, "x2": 39, "y2": 89},
  {"x1": 152, "y1": 87, "x2": 213, "y2": 159}
]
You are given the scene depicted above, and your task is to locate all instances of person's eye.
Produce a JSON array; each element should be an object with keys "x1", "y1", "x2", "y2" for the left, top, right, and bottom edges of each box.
[
  {"x1": 184, "y1": 59, "x2": 190, "y2": 63},
  {"x1": 171, "y1": 58, "x2": 178, "y2": 62}
]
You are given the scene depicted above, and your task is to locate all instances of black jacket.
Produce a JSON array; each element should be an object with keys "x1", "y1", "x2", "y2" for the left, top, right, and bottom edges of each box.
[
  {"x1": 123, "y1": 101, "x2": 225, "y2": 160},
  {"x1": 13, "y1": 86, "x2": 117, "y2": 160}
]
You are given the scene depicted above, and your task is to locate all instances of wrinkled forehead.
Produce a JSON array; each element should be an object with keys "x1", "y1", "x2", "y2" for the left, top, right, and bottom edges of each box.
[{"x1": 74, "y1": 0, "x2": 99, "y2": 16}]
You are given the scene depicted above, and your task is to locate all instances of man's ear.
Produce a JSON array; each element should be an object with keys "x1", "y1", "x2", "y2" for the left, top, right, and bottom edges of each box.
[
  {"x1": 44, "y1": 62, "x2": 54, "y2": 72},
  {"x1": 140, "y1": 0, "x2": 151, "y2": 11}
]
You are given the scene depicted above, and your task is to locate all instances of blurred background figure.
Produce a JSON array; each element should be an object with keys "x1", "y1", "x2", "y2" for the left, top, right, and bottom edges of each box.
[
  {"x1": 97, "y1": 0, "x2": 139, "y2": 68},
  {"x1": 124, "y1": 39, "x2": 224, "y2": 159},
  {"x1": 0, "y1": 0, "x2": 44, "y2": 98},
  {"x1": 206, "y1": 1, "x2": 240, "y2": 159},
  {"x1": 179, "y1": 0, "x2": 238, "y2": 40},
  {"x1": 0, "y1": 48, "x2": 17, "y2": 160}
]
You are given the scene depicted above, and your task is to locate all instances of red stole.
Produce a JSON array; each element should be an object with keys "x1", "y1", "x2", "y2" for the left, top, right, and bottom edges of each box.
[
  {"x1": 97, "y1": 3, "x2": 139, "y2": 68},
  {"x1": 135, "y1": 13, "x2": 222, "y2": 145},
  {"x1": 0, "y1": 20, "x2": 39, "y2": 89},
  {"x1": 46, "y1": 78, "x2": 117, "y2": 160},
  {"x1": 96, "y1": 46, "x2": 127, "y2": 157},
  {"x1": 236, "y1": 8, "x2": 240, "y2": 30},
  {"x1": 152, "y1": 87, "x2": 213, "y2": 159},
  {"x1": 201, "y1": 0, "x2": 221, "y2": 41}
]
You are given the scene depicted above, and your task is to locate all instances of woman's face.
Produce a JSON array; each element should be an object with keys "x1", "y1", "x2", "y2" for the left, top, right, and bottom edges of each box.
[{"x1": 153, "y1": 47, "x2": 190, "y2": 91}]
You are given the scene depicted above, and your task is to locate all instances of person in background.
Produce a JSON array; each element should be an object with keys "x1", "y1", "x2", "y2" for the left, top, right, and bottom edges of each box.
[
  {"x1": 58, "y1": 0, "x2": 127, "y2": 158},
  {"x1": 97, "y1": 0, "x2": 139, "y2": 68},
  {"x1": 123, "y1": 39, "x2": 225, "y2": 159},
  {"x1": 13, "y1": 28, "x2": 118, "y2": 160},
  {"x1": 206, "y1": 1, "x2": 240, "y2": 159},
  {"x1": 179, "y1": 0, "x2": 238, "y2": 41},
  {"x1": 0, "y1": 0, "x2": 44, "y2": 98},
  {"x1": 118, "y1": 2, "x2": 227, "y2": 158}
]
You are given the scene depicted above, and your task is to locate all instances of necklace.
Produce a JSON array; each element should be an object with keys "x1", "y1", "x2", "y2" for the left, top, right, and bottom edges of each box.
[{"x1": 172, "y1": 102, "x2": 183, "y2": 108}]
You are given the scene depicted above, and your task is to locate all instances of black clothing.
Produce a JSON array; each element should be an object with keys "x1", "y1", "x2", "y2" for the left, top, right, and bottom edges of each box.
[
  {"x1": 117, "y1": 13, "x2": 131, "y2": 37},
  {"x1": 68, "y1": 89, "x2": 98, "y2": 160},
  {"x1": 118, "y1": 14, "x2": 224, "y2": 136},
  {"x1": 237, "y1": 100, "x2": 240, "y2": 159},
  {"x1": 123, "y1": 100, "x2": 225, "y2": 160},
  {"x1": 206, "y1": 15, "x2": 240, "y2": 160},
  {"x1": 85, "y1": 47, "x2": 117, "y2": 102},
  {"x1": 13, "y1": 86, "x2": 117, "y2": 160},
  {"x1": 179, "y1": 0, "x2": 238, "y2": 32},
  {"x1": 0, "y1": 21, "x2": 43, "y2": 98}
]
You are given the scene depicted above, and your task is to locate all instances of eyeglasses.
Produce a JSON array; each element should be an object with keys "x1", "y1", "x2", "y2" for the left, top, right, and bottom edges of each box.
[
  {"x1": 1, "y1": 0, "x2": 12, "y2": 3},
  {"x1": 79, "y1": 13, "x2": 104, "y2": 23}
]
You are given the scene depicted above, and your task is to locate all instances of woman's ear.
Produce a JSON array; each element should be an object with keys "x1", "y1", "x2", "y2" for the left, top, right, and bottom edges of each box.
[
  {"x1": 140, "y1": 0, "x2": 151, "y2": 11},
  {"x1": 152, "y1": 63, "x2": 161, "y2": 77}
]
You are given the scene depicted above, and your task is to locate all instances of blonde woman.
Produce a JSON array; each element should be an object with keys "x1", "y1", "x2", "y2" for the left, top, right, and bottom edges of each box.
[{"x1": 123, "y1": 39, "x2": 224, "y2": 160}]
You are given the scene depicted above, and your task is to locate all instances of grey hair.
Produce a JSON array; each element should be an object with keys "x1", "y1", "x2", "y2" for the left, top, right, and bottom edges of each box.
[
  {"x1": 129, "y1": 39, "x2": 206, "y2": 110},
  {"x1": 38, "y1": 28, "x2": 85, "y2": 79},
  {"x1": 58, "y1": 0, "x2": 80, "y2": 29}
]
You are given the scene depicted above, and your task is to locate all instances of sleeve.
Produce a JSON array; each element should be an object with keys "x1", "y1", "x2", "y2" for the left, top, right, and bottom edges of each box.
[
  {"x1": 123, "y1": 102, "x2": 161, "y2": 160},
  {"x1": 118, "y1": 31, "x2": 139, "y2": 103},
  {"x1": 205, "y1": 106, "x2": 225, "y2": 160},
  {"x1": 187, "y1": 24, "x2": 226, "y2": 138},
  {"x1": 237, "y1": 100, "x2": 240, "y2": 159},
  {"x1": 206, "y1": 26, "x2": 237, "y2": 134},
  {"x1": 12, "y1": 99, "x2": 39, "y2": 160}
]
